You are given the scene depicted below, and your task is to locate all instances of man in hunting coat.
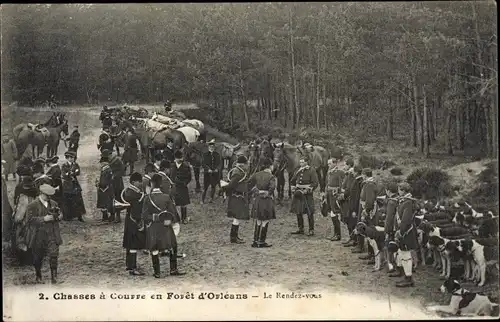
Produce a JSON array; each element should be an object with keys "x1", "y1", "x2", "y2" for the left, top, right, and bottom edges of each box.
[
  {"x1": 2, "y1": 133, "x2": 18, "y2": 181},
  {"x1": 248, "y1": 158, "x2": 276, "y2": 248},
  {"x1": 142, "y1": 174, "x2": 185, "y2": 278},
  {"x1": 142, "y1": 162, "x2": 156, "y2": 195},
  {"x1": 290, "y1": 154, "x2": 319, "y2": 237},
  {"x1": 343, "y1": 165, "x2": 363, "y2": 249},
  {"x1": 171, "y1": 150, "x2": 192, "y2": 225},
  {"x1": 109, "y1": 152, "x2": 125, "y2": 223},
  {"x1": 45, "y1": 156, "x2": 62, "y2": 206},
  {"x1": 340, "y1": 158, "x2": 355, "y2": 244},
  {"x1": 96, "y1": 149, "x2": 115, "y2": 222},
  {"x1": 162, "y1": 139, "x2": 175, "y2": 164},
  {"x1": 324, "y1": 157, "x2": 345, "y2": 241},
  {"x1": 389, "y1": 182, "x2": 418, "y2": 288},
  {"x1": 222, "y1": 155, "x2": 250, "y2": 244},
  {"x1": 202, "y1": 139, "x2": 221, "y2": 204},
  {"x1": 121, "y1": 172, "x2": 146, "y2": 275},
  {"x1": 61, "y1": 151, "x2": 85, "y2": 221},
  {"x1": 123, "y1": 127, "x2": 139, "y2": 175},
  {"x1": 383, "y1": 182, "x2": 399, "y2": 273},
  {"x1": 100, "y1": 106, "x2": 112, "y2": 130},
  {"x1": 68, "y1": 125, "x2": 80, "y2": 154},
  {"x1": 98, "y1": 132, "x2": 115, "y2": 153},
  {"x1": 358, "y1": 168, "x2": 379, "y2": 262},
  {"x1": 26, "y1": 184, "x2": 63, "y2": 284},
  {"x1": 153, "y1": 152, "x2": 162, "y2": 172}
]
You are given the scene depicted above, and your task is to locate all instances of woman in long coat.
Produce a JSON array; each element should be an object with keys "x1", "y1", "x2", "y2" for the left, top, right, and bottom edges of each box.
[
  {"x1": 61, "y1": 150, "x2": 86, "y2": 221},
  {"x1": 248, "y1": 158, "x2": 276, "y2": 248},
  {"x1": 96, "y1": 150, "x2": 115, "y2": 222},
  {"x1": 170, "y1": 150, "x2": 192, "y2": 224}
]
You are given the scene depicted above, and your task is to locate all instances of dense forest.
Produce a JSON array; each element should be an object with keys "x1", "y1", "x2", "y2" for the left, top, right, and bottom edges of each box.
[{"x1": 1, "y1": 3, "x2": 497, "y2": 157}]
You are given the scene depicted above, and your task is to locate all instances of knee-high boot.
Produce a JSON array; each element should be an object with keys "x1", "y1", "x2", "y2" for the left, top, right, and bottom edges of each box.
[
  {"x1": 251, "y1": 222, "x2": 261, "y2": 248},
  {"x1": 169, "y1": 248, "x2": 186, "y2": 276},
  {"x1": 291, "y1": 214, "x2": 304, "y2": 234},
  {"x1": 259, "y1": 223, "x2": 272, "y2": 248},
  {"x1": 352, "y1": 235, "x2": 365, "y2": 253},
  {"x1": 230, "y1": 224, "x2": 245, "y2": 244},
  {"x1": 151, "y1": 254, "x2": 161, "y2": 278}
]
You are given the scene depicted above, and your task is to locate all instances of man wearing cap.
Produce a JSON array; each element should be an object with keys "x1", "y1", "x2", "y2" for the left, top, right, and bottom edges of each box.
[
  {"x1": 68, "y1": 125, "x2": 80, "y2": 154},
  {"x1": 25, "y1": 183, "x2": 63, "y2": 283},
  {"x1": 45, "y1": 156, "x2": 62, "y2": 206},
  {"x1": 2, "y1": 133, "x2": 18, "y2": 181},
  {"x1": 202, "y1": 139, "x2": 221, "y2": 204},
  {"x1": 109, "y1": 152, "x2": 126, "y2": 223},
  {"x1": 17, "y1": 156, "x2": 34, "y2": 180},
  {"x1": 390, "y1": 182, "x2": 417, "y2": 287},
  {"x1": 100, "y1": 106, "x2": 112, "y2": 130},
  {"x1": 223, "y1": 155, "x2": 250, "y2": 244},
  {"x1": 96, "y1": 149, "x2": 115, "y2": 222},
  {"x1": 142, "y1": 174, "x2": 185, "y2": 278},
  {"x1": 171, "y1": 150, "x2": 192, "y2": 224},
  {"x1": 121, "y1": 172, "x2": 146, "y2": 275},
  {"x1": 383, "y1": 182, "x2": 400, "y2": 273},
  {"x1": 98, "y1": 132, "x2": 115, "y2": 153},
  {"x1": 61, "y1": 150, "x2": 85, "y2": 221},
  {"x1": 290, "y1": 154, "x2": 319, "y2": 236},
  {"x1": 143, "y1": 163, "x2": 156, "y2": 195},
  {"x1": 123, "y1": 127, "x2": 140, "y2": 175},
  {"x1": 357, "y1": 168, "x2": 379, "y2": 261},
  {"x1": 324, "y1": 157, "x2": 345, "y2": 241},
  {"x1": 32, "y1": 161, "x2": 45, "y2": 182},
  {"x1": 153, "y1": 152, "x2": 163, "y2": 172},
  {"x1": 346, "y1": 165, "x2": 364, "y2": 252},
  {"x1": 2, "y1": 160, "x2": 13, "y2": 244},
  {"x1": 248, "y1": 158, "x2": 276, "y2": 248},
  {"x1": 162, "y1": 139, "x2": 175, "y2": 164},
  {"x1": 339, "y1": 159, "x2": 356, "y2": 245}
]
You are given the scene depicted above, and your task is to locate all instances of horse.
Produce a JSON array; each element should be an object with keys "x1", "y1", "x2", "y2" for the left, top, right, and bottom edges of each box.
[
  {"x1": 46, "y1": 120, "x2": 69, "y2": 158},
  {"x1": 181, "y1": 119, "x2": 206, "y2": 141},
  {"x1": 297, "y1": 143, "x2": 329, "y2": 192},
  {"x1": 214, "y1": 142, "x2": 241, "y2": 174},
  {"x1": 184, "y1": 140, "x2": 205, "y2": 192},
  {"x1": 151, "y1": 113, "x2": 184, "y2": 127},
  {"x1": 135, "y1": 118, "x2": 187, "y2": 162},
  {"x1": 176, "y1": 126, "x2": 200, "y2": 144}
]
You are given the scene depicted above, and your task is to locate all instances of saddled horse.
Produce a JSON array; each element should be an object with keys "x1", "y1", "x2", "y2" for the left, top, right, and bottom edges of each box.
[
  {"x1": 184, "y1": 140, "x2": 206, "y2": 192},
  {"x1": 46, "y1": 120, "x2": 69, "y2": 158},
  {"x1": 176, "y1": 126, "x2": 200, "y2": 144}
]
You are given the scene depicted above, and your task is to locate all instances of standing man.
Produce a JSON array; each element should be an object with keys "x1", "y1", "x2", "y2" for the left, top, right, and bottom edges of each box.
[
  {"x1": 61, "y1": 150, "x2": 85, "y2": 222},
  {"x1": 222, "y1": 155, "x2": 250, "y2": 244},
  {"x1": 121, "y1": 172, "x2": 146, "y2": 276},
  {"x1": 142, "y1": 163, "x2": 156, "y2": 195},
  {"x1": 142, "y1": 174, "x2": 185, "y2": 278},
  {"x1": 68, "y1": 125, "x2": 80, "y2": 155},
  {"x1": 153, "y1": 152, "x2": 162, "y2": 172},
  {"x1": 123, "y1": 127, "x2": 139, "y2": 175},
  {"x1": 171, "y1": 151, "x2": 192, "y2": 225},
  {"x1": 391, "y1": 182, "x2": 417, "y2": 288},
  {"x1": 162, "y1": 139, "x2": 175, "y2": 164},
  {"x1": 340, "y1": 158, "x2": 355, "y2": 245},
  {"x1": 358, "y1": 168, "x2": 378, "y2": 261},
  {"x1": 384, "y1": 182, "x2": 399, "y2": 273},
  {"x1": 96, "y1": 149, "x2": 115, "y2": 222},
  {"x1": 346, "y1": 165, "x2": 364, "y2": 252},
  {"x1": 248, "y1": 158, "x2": 276, "y2": 248},
  {"x1": 100, "y1": 106, "x2": 112, "y2": 130},
  {"x1": 109, "y1": 152, "x2": 125, "y2": 223},
  {"x1": 290, "y1": 155, "x2": 319, "y2": 236},
  {"x1": 201, "y1": 139, "x2": 221, "y2": 204},
  {"x1": 26, "y1": 184, "x2": 63, "y2": 284},
  {"x1": 98, "y1": 133, "x2": 115, "y2": 153},
  {"x1": 2, "y1": 133, "x2": 18, "y2": 181},
  {"x1": 324, "y1": 157, "x2": 345, "y2": 241},
  {"x1": 45, "y1": 156, "x2": 62, "y2": 207}
]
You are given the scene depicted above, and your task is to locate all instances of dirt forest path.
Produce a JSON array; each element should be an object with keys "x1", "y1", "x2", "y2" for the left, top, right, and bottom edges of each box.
[{"x1": 2, "y1": 107, "x2": 482, "y2": 311}]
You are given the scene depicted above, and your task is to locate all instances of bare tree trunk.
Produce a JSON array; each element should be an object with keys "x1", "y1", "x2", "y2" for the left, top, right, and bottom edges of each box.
[
  {"x1": 446, "y1": 108, "x2": 454, "y2": 155},
  {"x1": 289, "y1": 7, "x2": 299, "y2": 128},
  {"x1": 429, "y1": 99, "x2": 436, "y2": 143},
  {"x1": 239, "y1": 61, "x2": 250, "y2": 131},
  {"x1": 410, "y1": 83, "x2": 417, "y2": 147},
  {"x1": 387, "y1": 96, "x2": 394, "y2": 140},
  {"x1": 413, "y1": 78, "x2": 423, "y2": 153},
  {"x1": 423, "y1": 86, "x2": 430, "y2": 157}
]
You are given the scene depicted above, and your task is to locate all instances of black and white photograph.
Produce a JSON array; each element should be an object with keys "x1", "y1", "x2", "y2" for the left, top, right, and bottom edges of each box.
[{"x1": 1, "y1": 2, "x2": 498, "y2": 320}]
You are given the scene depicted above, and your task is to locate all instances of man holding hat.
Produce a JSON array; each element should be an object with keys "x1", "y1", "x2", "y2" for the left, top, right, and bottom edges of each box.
[
  {"x1": 171, "y1": 150, "x2": 192, "y2": 225},
  {"x1": 61, "y1": 150, "x2": 85, "y2": 221},
  {"x1": 121, "y1": 172, "x2": 146, "y2": 275},
  {"x1": 201, "y1": 139, "x2": 221, "y2": 204},
  {"x1": 142, "y1": 173, "x2": 185, "y2": 278},
  {"x1": 2, "y1": 133, "x2": 18, "y2": 181},
  {"x1": 96, "y1": 149, "x2": 115, "y2": 222},
  {"x1": 222, "y1": 155, "x2": 250, "y2": 244},
  {"x1": 25, "y1": 183, "x2": 63, "y2": 284},
  {"x1": 109, "y1": 152, "x2": 126, "y2": 223},
  {"x1": 45, "y1": 155, "x2": 62, "y2": 206},
  {"x1": 68, "y1": 125, "x2": 80, "y2": 154},
  {"x1": 290, "y1": 154, "x2": 319, "y2": 236}
]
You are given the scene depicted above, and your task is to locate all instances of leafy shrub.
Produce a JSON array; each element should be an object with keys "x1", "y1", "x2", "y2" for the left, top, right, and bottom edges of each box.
[
  {"x1": 358, "y1": 154, "x2": 396, "y2": 170},
  {"x1": 465, "y1": 161, "x2": 498, "y2": 211},
  {"x1": 406, "y1": 168, "x2": 452, "y2": 199},
  {"x1": 390, "y1": 167, "x2": 403, "y2": 176}
]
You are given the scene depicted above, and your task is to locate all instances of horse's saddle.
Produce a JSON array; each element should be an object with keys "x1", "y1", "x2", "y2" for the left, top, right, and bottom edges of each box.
[{"x1": 27, "y1": 123, "x2": 50, "y2": 138}]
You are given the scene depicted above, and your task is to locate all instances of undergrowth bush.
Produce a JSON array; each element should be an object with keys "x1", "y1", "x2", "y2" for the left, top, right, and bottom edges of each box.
[
  {"x1": 358, "y1": 154, "x2": 396, "y2": 170},
  {"x1": 406, "y1": 168, "x2": 452, "y2": 200},
  {"x1": 465, "y1": 161, "x2": 498, "y2": 211}
]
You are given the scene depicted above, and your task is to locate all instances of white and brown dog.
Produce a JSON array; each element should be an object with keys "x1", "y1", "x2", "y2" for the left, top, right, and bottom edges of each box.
[
  {"x1": 454, "y1": 238, "x2": 498, "y2": 287},
  {"x1": 427, "y1": 235, "x2": 453, "y2": 279},
  {"x1": 426, "y1": 279, "x2": 499, "y2": 316},
  {"x1": 354, "y1": 222, "x2": 385, "y2": 272}
]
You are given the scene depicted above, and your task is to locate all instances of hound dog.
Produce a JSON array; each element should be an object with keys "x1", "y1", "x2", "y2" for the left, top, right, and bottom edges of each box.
[
  {"x1": 426, "y1": 279, "x2": 499, "y2": 316},
  {"x1": 354, "y1": 222, "x2": 386, "y2": 272},
  {"x1": 427, "y1": 235, "x2": 454, "y2": 279},
  {"x1": 455, "y1": 238, "x2": 498, "y2": 287}
]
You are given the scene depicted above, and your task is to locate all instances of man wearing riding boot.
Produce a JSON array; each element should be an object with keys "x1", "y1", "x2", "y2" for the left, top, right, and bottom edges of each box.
[
  {"x1": 121, "y1": 172, "x2": 146, "y2": 276},
  {"x1": 158, "y1": 159, "x2": 181, "y2": 257},
  {"x1": 358, "y1": 168, "x2": 378, "y2": 263},
  {"x1": 109, "y1": 152, "x2": 125, "y2": 223},
  {"x1": 384, "y1": 182, "x2": 399, "y2": 274},
  {"x1": 123, "y1": 127, "x2": 139, "y2": 175},
  {"x1": 142, "y1": 174, "x2": 185, "y2": 278},
  {"x1": 202, "y1": 139, "x2": 221, "y2": 204},
  {"x1": 344, "y1": 165, "x2": 363, "y2": 250},
  {"x1": 324, "y1": 157, "x2": 345, "y2": 241},
  {"x1": 26, "y1": 184, "x2": 63, "y2": 284},
  {"x1": 96, "y1": 149, "x2": 115, "y2": 222},
  {"x1": 389, "y1": 182, "x2": 417, "y2": 288},
  {"x1": 68, "y1": 125, "x2": 80, "y2": 154},
  {"x1": 170, "y1": 150, "x2": 192, "y2": 224},
  {"x1": 61, "y1": 150, "x2": 85, "y2": 221},
  {"x1": 223, "y1": 155, "x2": 250, "y2": 244},
  {"x1": 163, "y1": 140, "x2": 175, "y2": 164},
  {"x1": 340, "y1": 158, "x2": 355, "y2": 245},
  {"x1": 249, "y1": 158, "x2": 276, "y2": 248},
  {"x1": 290, "y1": 154, "x2": 319, "y2": 237}
]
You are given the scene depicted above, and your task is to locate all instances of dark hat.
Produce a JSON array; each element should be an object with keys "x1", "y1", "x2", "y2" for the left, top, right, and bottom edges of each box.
[
  {"x1": 129, "y1": 172, "x2": 143, "y2": 183},
  {"x1": 99, "y1": 133, "x2": 109, "y2": 141},
  {"x1": 174, "y1": 150, "x2": 183, "y2": 159},
  {"x1": 261, "y1": 157, "x2": 273, "y2": 169},
  {"x1": 34, "y1": 157, "x2": 46, "y2": 164},
  {"x1": 64, "y1": 150, "x2": 77, "y2": 159},
  {"x1": 17, "y1": 165, "x2": 33, "y2": 177},
  {"x1": 47, "y1": 155, "x2": 59, "y2": 164},
  {"x1": 237, "y1": 155, "x2": 247, "y2": 164},
  {"x1": 386, "y1": 182, "x2": 399, "y2": 194},
  {"x1": 353, "y1": 165, "x2": 363, "y2": 174},
  {"x1": 398, "y1": 182, "x2": 411, "y2": 193},
  {"x1": 35, "y1": 175, "x2": 52, "y2": 187},
  {"x1": 144, "y1": 162, "x2": 156, "y2": 174},
  {"x1": 208, "y1": 139, "x2": 216, "y2": 145},
  {"x1": 154, "y1": 152, "x2": 163, "y2": 161},
  {"x1": 345, "y1": 158, "x2": 354, "y2": 167},
  {"x1": 21, "y1": 176, "x2": 35, "y2": 189},
  {"x1": 363, "y1": 168, "x2": 373, "y2": 177},
  {"x1": 151, "y1": 173, "x2": 163, "y2": 187},
  {"x1": 160, "y1": 160, "x2": 171, "y2": 170},
  {"x1": 32, "y1": 163, "x2": 44, "y2": 174}
]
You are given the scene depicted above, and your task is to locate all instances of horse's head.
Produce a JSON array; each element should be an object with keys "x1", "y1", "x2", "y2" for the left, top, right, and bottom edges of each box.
[
  {"x1": 272, "y1": 142, "x2": 286, "y2": 169},
  {"x1": 61, "y1": 120, "x2": 69, "y2": 136}
]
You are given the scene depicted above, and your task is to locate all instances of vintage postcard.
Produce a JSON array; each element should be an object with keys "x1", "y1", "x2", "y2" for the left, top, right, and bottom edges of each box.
[{"x1": 2, "y1": 2, "x2": 498, "y2": 321}]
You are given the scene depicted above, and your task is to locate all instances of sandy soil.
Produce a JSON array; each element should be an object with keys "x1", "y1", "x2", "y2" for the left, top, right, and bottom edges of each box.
[{"x1": 2, "y1": 106, "x2": 498, "y2": 316}]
